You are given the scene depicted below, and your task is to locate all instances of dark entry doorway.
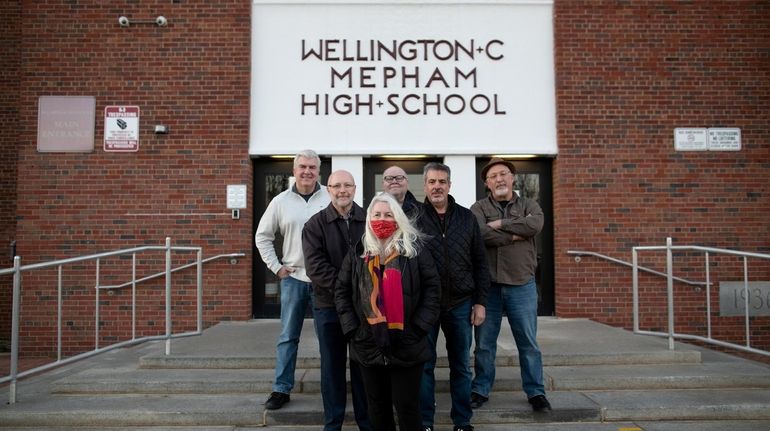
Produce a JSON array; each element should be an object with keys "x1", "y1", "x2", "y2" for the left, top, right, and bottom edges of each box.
[
  {"x1": 475, "y1": 157, "x2": 554, "y2": 316},
  {"x1": 251, "y1": 156, "x2": 331, "y2": 318},
  {"x1": 362, "y1": 157, "x2": 443, "y2": 208}
]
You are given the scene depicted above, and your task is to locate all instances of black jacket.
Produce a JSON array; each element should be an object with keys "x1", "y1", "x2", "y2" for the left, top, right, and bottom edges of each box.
[
  {"x1": 302, "y1": 202, "x2": 366, "y2": 308},
  {"x1": 402, "y1": 190, "x2": 420, "y2": 218},
  {"x1": 416, "y1": 195, "x2": 490, "y2": 310},
  {"x1": 335, "y1": 249, "x2": 441, "y2": 367}
]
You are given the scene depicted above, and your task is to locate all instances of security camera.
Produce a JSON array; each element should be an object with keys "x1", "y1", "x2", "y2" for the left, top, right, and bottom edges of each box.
[
  {"x1": 155, "y1": 16, "x2": 168, "y2": 27},
  {"x1": 118, "y1": 16, "x2": 130, "y2": 27}
]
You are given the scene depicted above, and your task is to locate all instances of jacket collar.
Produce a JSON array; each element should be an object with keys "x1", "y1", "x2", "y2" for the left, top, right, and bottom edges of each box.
[
  {"x1": 291, "y1": 182, "x2": 321, "y2": 196},
  {"x1": 321, "y1": 201, "x2": 365, "y2": 224},
  {"x1": 422, "y1": 194, "x2": 457, "y2": 217}
]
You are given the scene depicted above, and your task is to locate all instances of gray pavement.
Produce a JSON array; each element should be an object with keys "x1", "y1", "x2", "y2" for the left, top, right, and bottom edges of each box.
[{"x1": 1, "y1": 317, "x2": 769, "y2": 430}]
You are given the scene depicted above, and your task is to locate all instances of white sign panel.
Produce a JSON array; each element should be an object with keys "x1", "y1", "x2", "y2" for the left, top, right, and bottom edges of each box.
[
  {"x1": 250, "y1": 0, "x2": 556, "y2": 156},
  {"x1": 104, "y1": 106, "x2": 140, "y2": 152},
  {"x1": 708, "y1": 128, "x2": 741, "y2": 151},
  {"x1": 674, "y1": 128, "x2": 708, "y2": 151},
  {"x1": 227, "y1": 185, "x2": 248, "y2": 209}
]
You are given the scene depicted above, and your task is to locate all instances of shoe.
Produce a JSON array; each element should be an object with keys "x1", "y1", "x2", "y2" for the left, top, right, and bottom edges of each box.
[
  {"x1": 469, "y1": 392, "x2": 488, "y2": 409},
  {"x1": 528, "y1": 394, "x2": 552, "y2": 412},
  {"x1": 423, "y1": 427, "x2": 433, "y2": 431},
  {"x1": 264, "y1": 391, "x2": 290, "y2": 410},
  {"x1": 453, "y1": 425, "x2": 474, "y2": 431}
]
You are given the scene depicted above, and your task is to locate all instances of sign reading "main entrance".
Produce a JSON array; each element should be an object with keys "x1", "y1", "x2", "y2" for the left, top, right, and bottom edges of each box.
[{"x1": 250, "y1": 0, "x2": 556, "y2": 156}]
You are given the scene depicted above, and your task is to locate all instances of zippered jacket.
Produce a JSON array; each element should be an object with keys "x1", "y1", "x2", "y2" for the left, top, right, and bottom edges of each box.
[
  {"x1": 335, "y1": 249, "x2": 441, "y2": 367},
  {"x1": 470, "y1": 194, "x2": 544, "y2": 286},
  {"x1": 415, "y1": 195, "x2": 490, "y2": 310},
  {"x1": 302, "y1": 202, "x2": 366, "y2": 308},
  {"x1": 254, "y1": 184, "x2": 330, "y2": 283}
]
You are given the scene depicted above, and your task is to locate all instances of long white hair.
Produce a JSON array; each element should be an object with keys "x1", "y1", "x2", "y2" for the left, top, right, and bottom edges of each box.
[{"x1": 362, "y1": 193, "x2": 421, "y2": 258}]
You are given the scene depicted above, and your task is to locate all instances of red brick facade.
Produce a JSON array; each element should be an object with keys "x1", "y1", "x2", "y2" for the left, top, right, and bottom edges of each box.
[
  {"x1": 0, "y1": 1, "x2": 22, "y2": 350},
  {"x1": 1, "y1": 1, "x2": 768, "y2": 358},
  {"x1": 553, "y1": 1, "x2": 770, "y2": 352},
  {"x1": 4, "y1": 1, "x2": 253, "y2": 356}
]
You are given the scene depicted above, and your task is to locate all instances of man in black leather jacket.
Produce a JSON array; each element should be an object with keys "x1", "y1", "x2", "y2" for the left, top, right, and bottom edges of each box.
[{"x1": 416, "y1": 162, "x2": 490, "y2": 431}]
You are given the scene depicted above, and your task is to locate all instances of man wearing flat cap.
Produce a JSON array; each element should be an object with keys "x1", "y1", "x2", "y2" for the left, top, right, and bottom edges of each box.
[{"x1": 469, "y1": 158, "x2": 551, "y2": 413}]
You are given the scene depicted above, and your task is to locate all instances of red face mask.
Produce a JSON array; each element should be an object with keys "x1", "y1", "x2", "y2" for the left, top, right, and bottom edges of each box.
[{"x1": 370, "y1": 220, "x2": 398, "y2": 239}]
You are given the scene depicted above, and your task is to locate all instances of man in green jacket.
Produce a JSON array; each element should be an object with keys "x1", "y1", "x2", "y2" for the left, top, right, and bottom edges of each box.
[{"x1": 469, "y1": 158, "x2": 551, "y2": 413}]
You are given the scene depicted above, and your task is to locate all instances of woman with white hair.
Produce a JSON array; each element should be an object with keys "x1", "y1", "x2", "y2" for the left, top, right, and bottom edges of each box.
[{"x1": 335, "y1": 193, "x2": 441, "y2": 431}]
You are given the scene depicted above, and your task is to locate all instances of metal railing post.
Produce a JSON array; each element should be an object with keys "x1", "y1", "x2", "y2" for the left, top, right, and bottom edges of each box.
[
  {"x1": 704, "y1": 252, "x2": 712, "y2": 340},
  {"x1": 132, "y1": 253, "x2": 137, "y2": 340},
  {"x1": 666, "y1": 237, "x2": 675, "y2": 350},
  {"x1": 197, "y1": 249, "x2": 203, "y2": 333},
  {"x1": 743, "y1": 256, "x2": 750, "y2": 349},
  {"x1": 632, "y1": 247, "x2": 639, "y2": 333},
  {"x1": 9, "y1": 256, "x2": 21, "y2": 404},
  {"x1": 165, "y1": 237, "x2": 172, "y2": 355},
  {"x1": 95, "y1": 258, "x2": 100, "y2": 350},
  {"x1": 57, "y1": 265, "x2": 63, "y2": 361}
]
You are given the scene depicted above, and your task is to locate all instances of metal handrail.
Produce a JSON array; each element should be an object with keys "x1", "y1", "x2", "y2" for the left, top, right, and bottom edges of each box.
[
  {"x1": 569, "y1": 239, "x2": 770, "y2": 358},
  {"x1": 0, "y1": 237, "x2": 245, "y2": 403},
  {"x1": 567, "y1": 249, "x2": 707, "y2": 287}
]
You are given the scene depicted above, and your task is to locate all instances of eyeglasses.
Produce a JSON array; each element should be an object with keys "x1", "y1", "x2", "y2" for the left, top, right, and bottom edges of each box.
[
  {"x1": 383, "y1": 175, "x2": 407, "y2": 183},
  {"x1": 486, "y1": 171, "x2": 511, "y2": 181},
  {"x1": 328, "y1": 183, "x2": 355, "y2": 190}
]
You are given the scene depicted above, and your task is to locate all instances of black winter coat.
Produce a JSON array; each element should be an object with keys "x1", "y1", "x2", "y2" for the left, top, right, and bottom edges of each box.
[
  {"x1": 302, "y1": 202, "x2": 366, "y2": 308},
  {"x1": 415, "y1": 195, "x2": 490, "y2": 310},
  {"x1": 335, "y1": 248, "x2": 441, "y2": 367}
]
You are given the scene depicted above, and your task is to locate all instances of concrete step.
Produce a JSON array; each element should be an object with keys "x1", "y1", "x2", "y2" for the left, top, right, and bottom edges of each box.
[
  {"x1": 136, "y1": 318, "x2": 702, "y2": 370},
  {"x1": 51, "y1": 360, "x2": 770, "y2": 395},
  {"x1": 6, "y1": 422, "x2": 770, "y2": 431},
  {"x1": 139, "y1": 349, "x2": 701, "y2": 369},
  {"x1": 4, "y1": 389, "x2": 770, "y2": 428}
]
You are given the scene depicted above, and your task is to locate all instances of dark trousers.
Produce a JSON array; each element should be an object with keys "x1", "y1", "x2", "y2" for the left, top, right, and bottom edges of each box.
[
  {"x1": 313, "y1": 305, "x2": 372, "y2": 431},
  {"x1": 358, "y1": 361, "x2": 424, "y2": 431}
]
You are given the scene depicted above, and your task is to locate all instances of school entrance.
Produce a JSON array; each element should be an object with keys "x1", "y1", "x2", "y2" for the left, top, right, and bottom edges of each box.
[{"x1": 251, "y1": 157, "x2": 554, "y2": 318}]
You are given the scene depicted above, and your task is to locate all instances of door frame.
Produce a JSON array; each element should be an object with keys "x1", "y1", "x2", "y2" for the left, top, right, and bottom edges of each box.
[
  {"x1": 251, "y1": 156, "x2": 331, "y2": 318},
  {"x1": 475, "y1": 157, "x2": 555, "y2": 316}
]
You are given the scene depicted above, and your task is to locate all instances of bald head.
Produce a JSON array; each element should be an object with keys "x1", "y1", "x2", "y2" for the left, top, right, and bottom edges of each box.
[
  {"x1": 327, "y1": 170, "x2": 356, "y2": 215},
  {"x1": 382, "y1": 165, "x2": 409, "y2": 204}
]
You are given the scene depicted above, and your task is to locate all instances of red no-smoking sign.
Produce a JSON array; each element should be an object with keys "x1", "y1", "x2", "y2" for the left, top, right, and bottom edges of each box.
[{"x1": 104, "y1": 106, "x2": 140, "y2": 152}]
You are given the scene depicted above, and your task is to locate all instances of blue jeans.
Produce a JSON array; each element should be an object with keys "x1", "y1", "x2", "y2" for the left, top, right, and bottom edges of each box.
[
  {"x1": 420, "y1": 298, "x2": 473, "y2": 427},
  {"x1": 472, "y1": 279, "x2": 545, "y2": 398},
  {"x1": 273, "y1": 276, "x2": 311, "y2": 394},
  {"x1": 313, "y1": 304, "x2": 372, "y2": 431}
]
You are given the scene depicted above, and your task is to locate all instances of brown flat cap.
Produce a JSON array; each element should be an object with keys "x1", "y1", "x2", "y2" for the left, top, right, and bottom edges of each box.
[{"x1": 480, "y1": 157, "x2": 516, "y2": 181}]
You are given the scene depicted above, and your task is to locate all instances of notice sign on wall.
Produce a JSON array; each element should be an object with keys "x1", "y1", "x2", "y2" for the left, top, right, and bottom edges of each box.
[
  {"x1": 250, "y1": 1, "x2": 557, "y2": 156},
  {"x1": 674, "y1": 127, "x2": 742, "y2": 152},
  {"x1": 104, "y1": 106, "x2": 139, "y2": 152}
]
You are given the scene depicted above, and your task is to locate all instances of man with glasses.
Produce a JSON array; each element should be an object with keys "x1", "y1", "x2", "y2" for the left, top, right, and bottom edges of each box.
[
  {"x1": 255, "y1": 149, "x2": 330, "y2": 410},
  {"x1": 469, "y1": 158, "x2": 551, "y2": 413},
  {"x1": 303, "y1": 170, "x2": 372, "y2": 431},
  {"x1": 382, "y1": 165, "x2": 419, "y2": 215}
]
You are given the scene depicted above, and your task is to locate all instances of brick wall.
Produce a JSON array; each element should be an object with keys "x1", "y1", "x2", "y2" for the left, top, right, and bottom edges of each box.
[
  {"x1": 553, "y1": 0, "x2": 770, "y2": 351},
  {"x1": 7, "y1": 1, "x2": 770, "y2": 359},
  {"x1": 12, "y1": 0, "x2": 252, "y2": 357},
  {"x1": 0, "y1": 1, "x2": 21, "y2": 351}
]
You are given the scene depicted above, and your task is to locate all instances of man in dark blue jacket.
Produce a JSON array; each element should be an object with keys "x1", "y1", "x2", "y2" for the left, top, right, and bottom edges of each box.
[
  {"x1": 303, "y1": 170, "x2": 372, "y2": 431},
  {"x1": 416, "y1": 162, "x2": 490, "y2": 431}
]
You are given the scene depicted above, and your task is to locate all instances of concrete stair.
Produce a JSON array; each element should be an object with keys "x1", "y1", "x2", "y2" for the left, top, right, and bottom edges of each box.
[{"x1": 1, "y1": 318, "x2": 769, "y2": 430}]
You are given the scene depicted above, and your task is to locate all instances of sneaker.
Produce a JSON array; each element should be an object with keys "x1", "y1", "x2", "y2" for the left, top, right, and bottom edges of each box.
[
  {"x1": 453, "y1": 425, "x2": 475, "y2": 431},
  {"x1": 264, "y1": 391, "x2": 290, "y2": 410},
  {"x1": 528, "y1": 394, "x2": 552, "y2": 412},
  {"x1": 469, "y1": 392, "x2": 488, "y2": 409},
  {"x1": 423, "y1": 427, "x2": 433, "y2": 431}
]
